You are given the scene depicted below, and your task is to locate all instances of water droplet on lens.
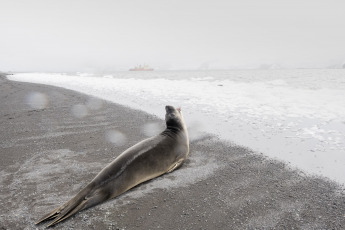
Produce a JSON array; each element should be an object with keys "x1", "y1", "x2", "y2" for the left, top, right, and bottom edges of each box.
[
  {"x1": 26, "y1": 92, "x2": 48, "y2": 109},
  {"x1": 141, "y1": 122, "x2": 163, "y2": 137},
  {"x1": 86, "y1": 97, "x2": 103, "y2": 110},
  {"x1": 71, "y1": 104, "x2": 88, "y2": 118},
  {"x1": 106, "y1": 130, "x2": 127, "y2": 146},
  {"x1": 188, "y1": 121, "x2": 205, "y2": 141}
]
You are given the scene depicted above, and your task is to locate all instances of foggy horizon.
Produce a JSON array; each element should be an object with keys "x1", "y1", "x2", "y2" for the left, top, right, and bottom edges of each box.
[{"x1": 1, "y1": 0, "x2": 345, "y2": 72}]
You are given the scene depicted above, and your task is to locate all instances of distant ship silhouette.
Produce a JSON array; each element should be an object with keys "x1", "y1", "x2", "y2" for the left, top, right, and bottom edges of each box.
[{"x1": 129, "y1": 64, "x2": 154, "y2": 71}]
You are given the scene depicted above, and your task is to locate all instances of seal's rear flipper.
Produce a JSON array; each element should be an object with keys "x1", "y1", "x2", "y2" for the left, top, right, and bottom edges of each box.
[
  {"x1": 35, "y1": 206, "x2": 61, "y2": 224},
  {"x1": 36, "y1": 187, "x2": 107, "y2": 227},
  {"x1": 46, "y1": 199, "x2": 88, "y2": 227},
  {"x1": 35, "y1": 196, "x2": 85, "y2": 226}
]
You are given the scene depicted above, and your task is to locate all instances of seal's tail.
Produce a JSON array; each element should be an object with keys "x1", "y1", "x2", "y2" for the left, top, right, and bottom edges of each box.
[{"x1": 35, "y1": 186, "x2": 105, "y2": 227}]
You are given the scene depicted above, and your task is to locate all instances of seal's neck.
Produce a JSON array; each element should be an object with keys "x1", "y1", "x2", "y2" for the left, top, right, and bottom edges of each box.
[
  {"x1": 161, "y1": 124, "x2": 186, "y2": 139},
  {"x1": 166, "y1": 125, "x2": 182, "y2": 133}
]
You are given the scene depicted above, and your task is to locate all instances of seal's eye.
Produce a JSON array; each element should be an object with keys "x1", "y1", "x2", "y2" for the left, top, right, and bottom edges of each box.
[{"x1": 169, "y1": 113, "x2": 176, "y2": 120}]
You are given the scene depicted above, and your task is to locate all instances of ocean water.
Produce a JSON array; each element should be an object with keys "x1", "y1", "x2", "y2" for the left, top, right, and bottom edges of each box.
[{"x1": 8, "y1": 70, "x2": 345, "y2": 185}]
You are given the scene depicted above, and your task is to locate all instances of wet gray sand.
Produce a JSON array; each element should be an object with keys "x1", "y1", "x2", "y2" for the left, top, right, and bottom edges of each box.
[{"x1": 1, "y1": 73, "x2": 344, "y2": 229}]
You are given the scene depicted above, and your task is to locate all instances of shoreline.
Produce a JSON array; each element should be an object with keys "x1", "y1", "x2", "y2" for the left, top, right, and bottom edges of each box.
[
  {"x1": 1, "y1": 74, "x2": 344, "y2": 229},
  {"x1": 9, "y1": 71, "x2": 345, "y2": 185}
]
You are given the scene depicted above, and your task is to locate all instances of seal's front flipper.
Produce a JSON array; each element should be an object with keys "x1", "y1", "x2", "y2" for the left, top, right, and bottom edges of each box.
[{"x1": 167, "y1": 158, "x2": 184, "y2": 173}]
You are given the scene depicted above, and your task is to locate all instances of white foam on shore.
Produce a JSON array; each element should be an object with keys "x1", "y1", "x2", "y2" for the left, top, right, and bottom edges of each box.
[{"x1": 8, "y1": 71, "x2": 345, "y2": 185}]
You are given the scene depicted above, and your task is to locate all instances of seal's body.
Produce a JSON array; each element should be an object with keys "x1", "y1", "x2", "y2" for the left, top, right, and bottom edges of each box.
[{"x1": 36, "y1": 106, "x2": 189, "y2": 227}]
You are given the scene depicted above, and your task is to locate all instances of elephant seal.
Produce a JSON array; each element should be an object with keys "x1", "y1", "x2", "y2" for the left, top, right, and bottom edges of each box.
[{"x1": 36, "y1": 105, "x2": 189, "y2": 227}]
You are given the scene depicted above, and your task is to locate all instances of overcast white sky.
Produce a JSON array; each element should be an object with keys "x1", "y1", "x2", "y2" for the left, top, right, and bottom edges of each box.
[{"x1": 1, "y1": 0, "x2": 345, "y2": 72}]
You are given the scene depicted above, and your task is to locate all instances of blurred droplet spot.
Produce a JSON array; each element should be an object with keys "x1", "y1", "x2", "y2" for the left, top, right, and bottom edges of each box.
[
  {"x1": 188, "y1": 121, "x2": 206, "y2": 141},
  {"x1": 86, "y1": 97, "x2": 103, "y2": 110},
  {"x1": 141, "y1": 122, "x2": 163, "y2": 137},
  {"x1": 71, "y1": 104, "x2": 88, "y2": 118},
  {"x1": 106, "y1": 130, "x2": 127, "y2": 146},
  {"x1": 26, "y1": 92, "x2": 48, "y2": 109}
]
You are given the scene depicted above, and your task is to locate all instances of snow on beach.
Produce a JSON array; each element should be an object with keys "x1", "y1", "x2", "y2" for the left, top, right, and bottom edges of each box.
[{"x1": 8, "y1": 70, "x2": 345, "y2": 185}]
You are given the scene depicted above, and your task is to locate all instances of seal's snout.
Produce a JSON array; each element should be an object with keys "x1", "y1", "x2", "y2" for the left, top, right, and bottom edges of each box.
[
  {"x1": 165, "y1": 105, "x2": 181, "y2": 115},
  {"x1": 165, "y1": 105, "x2": 174, "y2": 112}
]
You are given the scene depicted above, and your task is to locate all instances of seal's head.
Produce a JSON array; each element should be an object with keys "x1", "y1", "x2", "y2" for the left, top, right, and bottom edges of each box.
[{"x1": 165, "y1": 105, "x2": 185, "y2": 130}]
